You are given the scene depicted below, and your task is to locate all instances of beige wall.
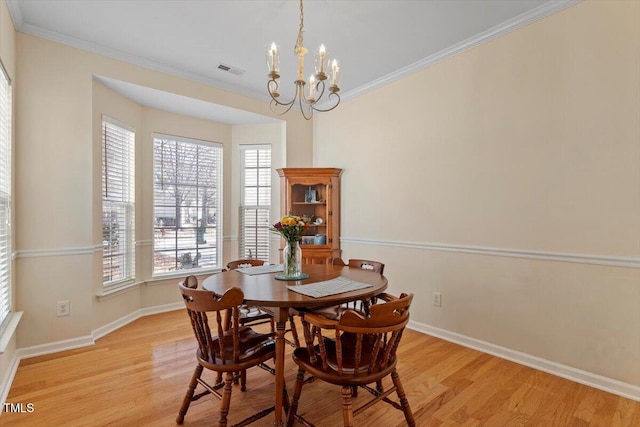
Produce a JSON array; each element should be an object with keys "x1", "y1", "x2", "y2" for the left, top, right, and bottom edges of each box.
[
  {"x1": 12, "y1": 32, "x2": 312, "y2": 349},
  {"x1": 314, "y1": 0, "x2": 640, "y2": 386}
]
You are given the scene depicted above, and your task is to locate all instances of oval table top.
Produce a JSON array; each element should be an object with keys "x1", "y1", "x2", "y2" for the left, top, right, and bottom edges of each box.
[{"x1": 202, "y1": 263, "x2": 388, "y2": 308}]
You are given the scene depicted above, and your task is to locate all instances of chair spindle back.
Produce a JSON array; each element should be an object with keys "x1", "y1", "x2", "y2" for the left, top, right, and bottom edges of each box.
[{"x1": 179, "y1": 283, "x2": 244, "y2": 365}]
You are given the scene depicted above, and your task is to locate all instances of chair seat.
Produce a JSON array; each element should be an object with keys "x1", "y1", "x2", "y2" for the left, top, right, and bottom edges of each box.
[{"x1": 198, "y1": 326, "x2": 275, "y2": 369}]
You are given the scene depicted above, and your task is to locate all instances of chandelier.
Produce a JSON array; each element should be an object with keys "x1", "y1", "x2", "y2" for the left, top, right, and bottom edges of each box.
[{"x1": 266, "y1": 0, "x2": 341, "y2": 120}]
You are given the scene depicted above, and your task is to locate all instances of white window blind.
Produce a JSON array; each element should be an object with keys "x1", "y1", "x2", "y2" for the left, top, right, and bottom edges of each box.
[
  {"x1": 0, "y1": 60, "x2": 12, "y2": 333},
  {"x1": 240, "y1": 146, "x2": 271, "y2": 261},
  {"x1": 153, "y1": 134, "x2": 222, "y2": 274},
  {"x1": 102, "y1": 117, "x2": 135, "y2": 286}
]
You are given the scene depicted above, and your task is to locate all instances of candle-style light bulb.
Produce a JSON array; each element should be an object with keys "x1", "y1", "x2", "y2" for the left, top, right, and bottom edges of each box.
[
  {"x1": 316, "y1": 44, "x2": 327, "y2": 75},
  {"x1": 267, "y1": 42, "x2": 279, "y2": 73},
  {"x1": 330, "y1": 59, "x2": 339, "y2": 86},
  {"x1": 308, "y1": 74, "x2": 317, "y2": 101}
]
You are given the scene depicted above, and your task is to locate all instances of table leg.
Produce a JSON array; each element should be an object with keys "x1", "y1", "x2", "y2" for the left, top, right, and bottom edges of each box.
[{"x1": 273, "y1": 307, "x2": 288, "y2": 426}]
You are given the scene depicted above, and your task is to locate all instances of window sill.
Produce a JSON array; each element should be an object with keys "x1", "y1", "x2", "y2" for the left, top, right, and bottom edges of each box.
[
  {"x1": 147, "y1": 268, "x2": 222, "y2": 286},
  {"x1": 96, "y1": 280, "x2": 143, "y2": 301},
  {"x1": 145, "y1": 268, "x2": 221, "y2": 286},
  {"x1": 0, "y1": 312, "x2": 23, "y2": 354}
]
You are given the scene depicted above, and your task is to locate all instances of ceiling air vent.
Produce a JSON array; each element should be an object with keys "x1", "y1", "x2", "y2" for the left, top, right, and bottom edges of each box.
[{"x1": 217, "y1": 63, "x2": 245, "y2": 76}]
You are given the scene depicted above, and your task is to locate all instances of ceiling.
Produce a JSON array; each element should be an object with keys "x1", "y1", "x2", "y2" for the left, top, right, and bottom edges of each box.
[{"x1": 7, "y1": 0, "x2": 578, "y2": 124}]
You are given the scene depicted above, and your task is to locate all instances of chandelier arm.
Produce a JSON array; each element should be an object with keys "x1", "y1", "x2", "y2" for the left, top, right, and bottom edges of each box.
[
  {"x1": 298, "y1": 89, "x2": 313, "y2": 120},
  {"x1": 267, "y1": 79, "x2": 299, "y2": 110},
  {"x1": 310, "y1": 91, "x2": 341, "y2": 113},
  {"x1": 312, "y1": 79, "x2": 326, "y2": 105},
  {"x1": 267, "y1": 79, "x2": 285, "y2": 105},
  {"x1": 269, "y1": 81, "x2": 302, "y2": 116},
  {"x1": 270, "y1": 98, "x2": 298, "y2": 116}
]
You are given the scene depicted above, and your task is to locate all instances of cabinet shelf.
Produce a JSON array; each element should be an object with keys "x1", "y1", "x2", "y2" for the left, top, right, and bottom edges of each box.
[{"x1": 292, "y1": 202, "x2": 327, "y2": 205}]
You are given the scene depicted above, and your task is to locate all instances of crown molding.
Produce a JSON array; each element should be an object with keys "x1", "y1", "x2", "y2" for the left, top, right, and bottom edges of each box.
[
  {"x1": 8, "y1": 0, "x2": 582, "y2": 108},
  {"x1": 8, "y1": 14, "x2": 270, "y2": 104},
  {"x1": 338, "y1": 0, "x2": 583, "y2": 103}
]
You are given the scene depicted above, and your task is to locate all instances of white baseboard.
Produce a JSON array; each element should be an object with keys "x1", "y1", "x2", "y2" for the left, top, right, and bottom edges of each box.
[
  {"x1": 0, "y1": 334, "x2": 96, "y2": 408},
  {"x1": 0, "y1": 302, "x2": 184, "y2": 405},
  {"x1": 409, "y1": 320, "x2": 640, "y2": 402},
  {"x1": 6, "y1": 304, "x2": 636, "y2": 406},
  {"x1": 16, "y1": 335, "x2": 96, "y2": 360},
  {"x1": 93, "y1": 302, "x2": 184, "y2": 340}
]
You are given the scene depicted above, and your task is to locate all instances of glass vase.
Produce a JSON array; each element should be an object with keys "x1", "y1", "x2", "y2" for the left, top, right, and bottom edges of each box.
[{"x1": 283, "y1": 239, "x2": 303, "y2": 278}]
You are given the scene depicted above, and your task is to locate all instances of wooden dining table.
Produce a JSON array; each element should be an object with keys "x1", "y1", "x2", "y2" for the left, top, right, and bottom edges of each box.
[{"x1": 202, "y1": 263, "x2": 388, "y2": 426}]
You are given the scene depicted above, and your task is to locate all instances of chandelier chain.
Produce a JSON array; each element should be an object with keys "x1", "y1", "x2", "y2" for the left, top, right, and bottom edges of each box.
[{"x1": 295, "y1": 0, "x2": 304, "y2": 52}]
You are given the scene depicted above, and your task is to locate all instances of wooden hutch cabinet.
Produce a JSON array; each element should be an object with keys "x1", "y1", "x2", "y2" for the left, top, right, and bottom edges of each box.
[{"x1": 277, "y1": 168, "x2": 342, "y2": 264}]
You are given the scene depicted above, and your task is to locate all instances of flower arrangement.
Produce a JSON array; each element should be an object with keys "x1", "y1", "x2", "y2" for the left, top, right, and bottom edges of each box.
[
  {"x1": 270, "y1": 215, "x2": 309, "y2": 242},
  {"x1": 271, "y1": 215, "x2": 310, "y2": 279}
]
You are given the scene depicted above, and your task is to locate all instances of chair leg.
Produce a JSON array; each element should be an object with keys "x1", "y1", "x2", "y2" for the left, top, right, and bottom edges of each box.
[
  {"x1": 240, "y1": 369, "x2": 247, "y2": 391},
  {"x1": 351, "y1": 385, "x2": 358, "y2": 397},
  {"x1": 216, "y1": 371, "x2": 223, "y2": 385},
  {"x1": 288, "y1": 314, "x2": 300, "y2": 348},
  {"x1": 286, "y1": 369, "x2": 306, "y2": 427},
  {"x1": 391, "y1": 369, "x2": 415, "y2": 427},
  {"x1": 176, "y1": 364, "x2": 203, "y2": 424},
  {"x1": 341, "y1": 386, "x2": 354, "y2": 427},
  {"x1": 219, "y1": 371, "x2": 234, "y2": 427}
]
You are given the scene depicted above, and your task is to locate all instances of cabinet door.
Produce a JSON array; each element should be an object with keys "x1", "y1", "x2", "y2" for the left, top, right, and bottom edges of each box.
[{"x1": 290, "y1": 182, "x2": 330, "y2": 248}]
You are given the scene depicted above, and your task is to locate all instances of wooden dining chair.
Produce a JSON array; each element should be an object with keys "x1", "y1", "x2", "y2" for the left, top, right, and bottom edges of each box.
[
  {"x1": 310, "y1": 258, "x2": 387, "y2": 320},
  {"x1": 226, "y1": 259, "x2": 267, "y2": 270},
  {"x1": 346, "y1": 258, "x2": 385, "y2": 275},
  {"x1": 225, "y1": 259, "x2": 302, "y2": 349},
  {"x1": 287, "y1": 293, "x2": 416, "y2": 427},
  {"x1": 225, "y1": 259, "x2": 275, "y2": 330},
  {"x1": 177, "y1": 279, "x2": 282, "y2": 426}
]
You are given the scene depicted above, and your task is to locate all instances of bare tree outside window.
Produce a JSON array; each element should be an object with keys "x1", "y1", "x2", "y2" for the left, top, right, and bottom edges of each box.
[{"x1": 153, "y1": 135, "x2": 222, "y2": 274}]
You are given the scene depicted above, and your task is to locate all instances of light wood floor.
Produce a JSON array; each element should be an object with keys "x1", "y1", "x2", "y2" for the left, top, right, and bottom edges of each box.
[{"x1": 4, "y1": 310, "x2": 639, "y2": 426}]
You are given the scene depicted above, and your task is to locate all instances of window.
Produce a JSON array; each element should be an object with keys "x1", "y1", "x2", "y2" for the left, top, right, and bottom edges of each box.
[
  {"x1": 153, "y1": 134, "x2": 222, "y2": 274},
  {"x1": 102, "y1": 117, "x2": 135, "y2": 286},
  {"x1": 0, "y1": 60, "x2": 11, "y2": 333},
  {"x1": 240, "y1": 146, "x2": 271, "y2": 261}
]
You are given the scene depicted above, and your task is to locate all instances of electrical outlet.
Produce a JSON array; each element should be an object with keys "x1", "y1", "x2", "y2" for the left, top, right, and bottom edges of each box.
[
  {"x1": 432, "y1": 292, "x2": 442, "y2": 307},
  {"x1": 57, "y1": 300, "x2": 70, "y2": 317}
]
